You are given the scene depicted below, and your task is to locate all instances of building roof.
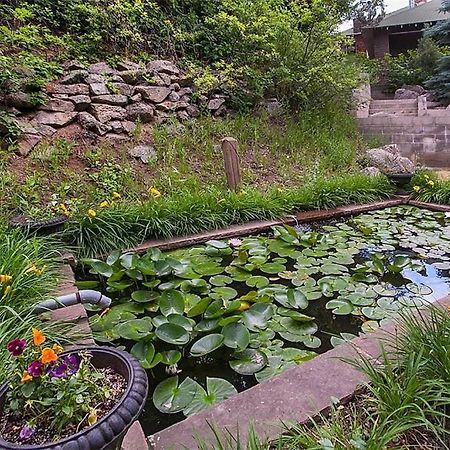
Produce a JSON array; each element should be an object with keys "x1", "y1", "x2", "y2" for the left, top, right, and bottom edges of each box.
[{"x1": 373, "y1": 0, "x2": 449, "y2": 28}]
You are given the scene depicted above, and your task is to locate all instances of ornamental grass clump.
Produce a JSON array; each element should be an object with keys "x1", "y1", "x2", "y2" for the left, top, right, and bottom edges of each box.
[{"x1": 0, "y1": 328, "x2": 125, "y2": 446}]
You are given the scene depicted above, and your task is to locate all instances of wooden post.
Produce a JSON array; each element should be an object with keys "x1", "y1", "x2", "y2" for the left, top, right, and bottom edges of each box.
[{"x1": 221, "y1": 137, "x2": 241, "y2": 191}]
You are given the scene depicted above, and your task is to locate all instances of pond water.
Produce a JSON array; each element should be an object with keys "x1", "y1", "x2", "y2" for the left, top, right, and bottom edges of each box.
[{"x1": 78, "y1": 206, "x2": 450, "y2": 435}]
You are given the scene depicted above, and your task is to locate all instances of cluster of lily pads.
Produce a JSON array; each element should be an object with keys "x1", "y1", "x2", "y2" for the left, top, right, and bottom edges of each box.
[{"x1": 81, "y1": 206, "x2": 450, "y2": 417}]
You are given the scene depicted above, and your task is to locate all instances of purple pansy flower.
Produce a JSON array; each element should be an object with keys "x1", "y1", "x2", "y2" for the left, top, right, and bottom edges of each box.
[
  {"x1": 48, "y1": 363, "x2": 68, "y2": 379},
  {"x1": 7, "y1": 339, "x2": 27, "y2": 357},
  {"x1": 64, "y1": 354, "x2": 80, "y2": 375},
  {"x1": 27, "y1": 360, "x2": 44, "y2": 378},
  {"x1": 19, "y1": 424, "x2": 35, "y2": 441}
]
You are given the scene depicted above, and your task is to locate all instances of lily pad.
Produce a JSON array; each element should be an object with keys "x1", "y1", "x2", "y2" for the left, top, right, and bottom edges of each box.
[
  {"x1": 229, "y1": 349, "x2": 267, "y2": 375},
  {"x1": 190, "y1": 334, "x2": 224, "y2": 356},
  {"x1": 153, "y1": 376, "x2": 198, "y2": 413}
]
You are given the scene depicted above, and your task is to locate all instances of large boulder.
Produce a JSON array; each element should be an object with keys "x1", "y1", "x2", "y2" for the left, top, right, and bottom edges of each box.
[
  {"x1": 134, "y1": 86, "x2": 171, "y2": 103},
  {"x1": 90, "y1": 104, "x2": 126, "y2": 123},
  {"x1": 146, "y1": 60, "x2": 180, "y2": 75},
  {"x1": 128, "y1": 144, "x2": 157, "y2": 163},
  {"x1": 366, "y1": 144, "x2": 415, "y2": 174},
  {"x1": 78, "y1": 112, "x2": 112, "y2": 136},
  {"x1": 34, "y1": 111, "x2": 78, "y2": 128}
]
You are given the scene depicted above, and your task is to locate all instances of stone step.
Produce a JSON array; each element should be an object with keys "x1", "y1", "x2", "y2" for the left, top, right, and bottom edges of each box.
[
  {"x1": 370, "y1": 99, "x2": 418, "y2": 107},
  {"x1": 369, "y1": 107, "x2": 418, "y2": 112}
]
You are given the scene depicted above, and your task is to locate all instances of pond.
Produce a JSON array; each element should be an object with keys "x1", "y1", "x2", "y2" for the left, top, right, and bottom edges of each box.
[{"x1": 77, "y1": 206, "x2": 450, "y2": 435}]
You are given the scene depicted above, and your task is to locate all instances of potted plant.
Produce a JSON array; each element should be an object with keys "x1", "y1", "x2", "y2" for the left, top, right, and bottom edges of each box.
[{"x1": 0, "y1": 329, "x2": 148, "y2": 450}]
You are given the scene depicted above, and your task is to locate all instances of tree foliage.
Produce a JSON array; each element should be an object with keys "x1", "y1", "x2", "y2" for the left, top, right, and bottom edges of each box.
[{"x1": 348, "y1": 0, "x2": 385, "y2": 27}]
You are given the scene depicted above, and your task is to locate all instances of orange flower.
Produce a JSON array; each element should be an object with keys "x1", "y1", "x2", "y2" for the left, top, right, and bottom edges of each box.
[
  {"x1": 41, "y1": 348, "x2": 58, "y2": 364},
  {"x1": 21, "y1": 371, "x2": 32, "y2": 383},
  {"x1": 52, "y1": 344, "x2": 63, "y2": 354},
  {"x1": 32, "y1": 328, "x2": 45, "y2": 346}
]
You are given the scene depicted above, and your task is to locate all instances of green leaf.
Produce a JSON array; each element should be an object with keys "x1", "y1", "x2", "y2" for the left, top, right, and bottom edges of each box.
[
  {"x1": 222, "y1": 323, "x2": 250, "y2": 351},
  {"x1": 131, "y1": 341, "x2": 156, "y2": 369},
  {"x1": 88, "y1": 260, "x2": 113, "y2": 277},
  {"x1": 153, "y1": 376, "x2": 198, "y2": 413},
  {"x1": 131, "y1": 290, "x2": 159, "y2": 303},
  {"x1": 155, "y1": 323, "x2": 190, "y2": 345},
  {"x1": 187, "y1": 298, "x2": 211, "y2": 317},
  {"x1": 229, "y1": 349, "x2": 267, "y2": 375},
  {"x1": 183, "y1": 378, "x2": 237, "y2": 416},
  {"x1": 115, "y1": 317, "x2": 153, "y2": 341},
  {"x1": 210, "y1": 287, "x2": 238, "y2": 301},
  {"x1": 326, "y1": 299, "x2": 353, "y2": 315},
  {"x1": 160, "y1": 350, "x2": 182, "y2": 365},
  {"x1": 260, "y1": 262, "x2": 286, "y2": 274},
  {"x1": 159, "y1": 290, "x2": 185, "y2": 316},
  {"x1": 190, "y1": 334, "x2": 224, "y2": 356},
  {"x1": 210, "y1": 275, "x2": 233, "y2": 286}
]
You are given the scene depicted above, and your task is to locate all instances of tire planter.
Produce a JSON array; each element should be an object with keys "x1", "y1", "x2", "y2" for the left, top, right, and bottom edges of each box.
[
  {"x1": 0, "y1": 346, "x2": 148, "y2": 450},
  {"x1": 9, "y1": 215, "x2": 68, "y2": 236},
  {"x1": 386, "y1": 173, "x2": 414, "y2": 193}
]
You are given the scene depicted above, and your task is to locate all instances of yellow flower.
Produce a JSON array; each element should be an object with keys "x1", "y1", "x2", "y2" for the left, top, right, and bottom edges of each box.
[
  {"x1": 52, "y1": 344, "x2": 63, "y2": 354},
  {"x1": 428, "y1": 180, "x2": 435, "y2": 187},
  {"x1": 3, "y1": 285, "x2": 12, "y2": 296},
  {"x1": 88, "y1": 409, "x2": 98, "y2": 426},
  {"x1": 26, "y1": 264, "x2": 45, "y2": 276},
  {"x1": 87, "y1": 209, "x2": 97, "y2": 218},
  {"x1": 148, "y1": 187, "x2": 162, "y2": 198},
  {"x1": 59, "y1": 203, "x2": 70, "y2": 216},
  {"x1": 112, "y1": 191, "x2": 122, "y2": 200},
  {"x1": 41, "y1": 348, "x2": 58, "y2": 364},
  {"x1": 239, "y1": 190, "x2": 247, "y2": 196},
  {"x1": 424, "y1": 174, "x2": 429, "y2": 180},
  {"x1": 218, "y1": 198, "x2": 226, "y2": 204},
  {"x1": 0, "y1": 274, "x2": 12, "y2": 284},
  {"x1": 99, "y1": 201, "x2": 109, "y2": 208},
  {"x1": 33, "y1": 328, "x2": 46, "y2": 346},
  {"x1": 277, "y1": 188, "x2": 283, "y2": 193},
  {"x1": 21, "y1": 371, "x2": 32, "y2": 383},
  {"x1": 413, "y1": 185, "x2": 421, "y2": 192}
]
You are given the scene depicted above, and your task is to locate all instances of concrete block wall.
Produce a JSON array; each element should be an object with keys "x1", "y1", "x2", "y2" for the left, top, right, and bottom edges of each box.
[{"x1": 358, "y1": 114, "x2": 450, "y2": 168}]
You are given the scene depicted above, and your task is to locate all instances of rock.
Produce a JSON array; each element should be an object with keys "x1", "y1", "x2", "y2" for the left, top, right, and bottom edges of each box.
[
  {"x1": 46, "y1": 83, "x2": 90, "y2": 96},
  {"x1": 36, "y1": 124, "x2": 57, "y2": 137},
  {"x1": 134, "y1": 86, "x2": 171, "y2": 103},
  {"x1": 171, "y1": 83, "x2": 181, "y2": 92},
  {"x1": 112, "y1": 83, "x2": 134, "y2": 97},
  {"x1": 63, "y1": 60, "x2": 85, "y2": 71},
  {"x1": 402, "y1": 85, "x2": 426, "y2": 95},
  {"x1": 198, "y1": 95, "x2": 209, "y2": 105},
  {"x1": 90, "y1": 104, "x2": 126, "y2": 123},
  {"x1": 17, "y1": 133, "x2": 42, "y2": 156},
  {"x1": 177, "y1": 110, "x2": 190, "y2": 121},
  {"x1": 60, "y1": 70, "x2": 88, "y2": 85},
  {"x1": 126, "y1": 103, "x2": 154, "y2": 122},
  {"x1": 86, "y1": 74, "x2": 105, "y2": 84},
  {"x1": 15, "y1": 119, "x2": 39, "y2": 135},
  {"x1": 89, "y1": 83, "x2": 110, "y2": 96},
  {"x1": 120, "y1": 70, "x2": 147, "y2": 85},
  {"x1": 394, "y1": 88, "x2": 419, "y2": 100},
  {"x1": 154, "y1": 111, "x2": 170, "y2": 124},
  {"x1": 122, "y1": 121, "x2": 137, "y2": 135},
  {"x1": 156, "y1": 101, "x2": 189, "y2": 112},
  {"x1": 180, "y1": 95, "x2": 191, "y2": 103},
  {"x1": 207, "y1": 98, "x2": 226, "y2": 110},
  {"x1": 104, "y1": 133, "x2": 129, "y2": 144},
  {"x1": 153, "y1": 73, "x2": 172, "y2": 86},
  {"x1": 130, "y1": 93, "x2": 142, "y2": 103},
  {"x1": 92, "y1": 94, "x2": 128, "y2": 107},
  {"x1": 52, "y1": 94, "x2": 70, "y2": 99},
  {"x1": 128, "y1": 144, "x2": 157, "y2": 163},
  {"x1": 366, "y1": 144, "x2": 415, "y2": 174},
  {"x1": 186, "y1": 105, "x2": 200, "y2": 117},
  {"x1": 5, "y1": 92, "x2": 35, "y2": 110},
  {"x1": 117, "y1": 60, "x2": 141, "y2": 71},
  {"x1": 178, "y1": 87, "x2": 193, "y2": 97},
  {"x1": 169, "y1": 91, "x2": 181, "y2": 102},
  {"x1": 69, "y1": 95, "x2": 91, "y2": 111},
  {"x1": 361, "y1": 166, "x2": 381, "y2": 177},
  {"x1": 40, "y1": 98, "x2": 75, "y2": 113},
  {"x1": 109, "y1": 120, "x2": 123, "y2": 133},
  {"x1": 111, "y1": 74, "x2": 124, "y2": 83},
  {"x1": 34, "y1": 111, "x2": 77, "y2": 128},
  {"x1": 78, "y1": 112, "x2": 112, "y2": 136},
  {"x1": 263, "y1": 98, "x2": 282, "y2": 116},
  {"x1": 88, "y1": 62, "x2": 115, "y2": 75},
  {"x1": 214, "y1": 105, "x2": 227, "y2": 117},
  {"x1": 146, "y1": 60, "x2": 180, "y2": 75}
]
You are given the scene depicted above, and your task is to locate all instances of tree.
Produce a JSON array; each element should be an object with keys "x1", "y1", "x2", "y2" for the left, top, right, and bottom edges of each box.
[
  {"x1": 349, "y1": 0, "x2": 385, "y2": 27},
  {"x1": 425, "y1": 0, "x2": 450, "y2": 101}
]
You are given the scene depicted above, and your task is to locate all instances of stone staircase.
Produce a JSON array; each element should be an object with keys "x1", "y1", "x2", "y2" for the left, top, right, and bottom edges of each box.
[{"x1": 369, "y1": 99, "x2": 418, "y2": 116}]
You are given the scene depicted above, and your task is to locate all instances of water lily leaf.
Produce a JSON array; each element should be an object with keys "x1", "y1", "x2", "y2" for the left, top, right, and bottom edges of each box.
[
  {"x1": 277, "y1": 307, "x2": 314, "y2": 322},
  {"x1": 195, "y1": 319, "x2": 221, "y2": 332},
  {"x1": 373, "y1": 284, "x2": 397, "y2": 297},
  {"x1": 183, "y1": 378, "x2": 237, "y2": 416},
  {"x1": 190, "y1": 334, "x2": 224, "y2": 356},
  {"x1": 76, "y1": 280, "x2": 100, "y2": 289},
  {"x1": 106, "y1": 281, "x2": 132, "y2": 291},
  {"x1": 242, "y1": 304, "x2": 273, "y2": 331},
  {"x1": 362, "y1": 307, "x2": 388, "y2": 321},
  {"x1": 330, "y1": 333, "x2": 357, "y2": 347},
  {"x1": 302, "y1": 335, "x2": 322, "y2": 349},
  {"x1": 326, "y1": 299, "x2": 353, "y2": 315},
  {"x1": 210, "y1": 287, "x2": 238, "y2": 301},
  {"x1": 320, "y1": 263, "x2": 348, "y2": 275},
  {"x1": 159, "y1": 290, "x2": 185, "y2": 316},
  {"x1": 406, "y1": 283, "x2": 433, "y2": 295},
  {"x1": 153, "y1": 376, "x2": 198, "y2": 413},
  {"x1": 155, "y1": 323, "x2": 190, "y2": 345},
  {"x1": 398, "y1": 295, "x2": 424, "y2": 307},
  {"x1": 434, "y1": 262, "x2": 450, "y2": 271},
  {"x1": 167, "y1": 314, "x2": 195, "y2": 331},
  {"x1": 131, "y1": 290, "x2": 159, "y2": 303},
  {"x1": 131, "y1": 341, "x2": 156, "y2": 369},
  {"x1": 255, "y1": 356, "x2": 294, "y2": 383},
  {"x1": 187, "y1": 298, "x2": 211, "y2": 317},
  {"x1": 115, "y1": 317, "x2": 153, "y2": 341},
  {"x1": 246, "y1": 276, "x2": 270, "y2": 288},
  {"x1": 160, "y1": 350, "x2": 182, "y2": 365},
  {"x1": 260, "y1": 262, "x2": 286, "y2": 274},
  {"x1": 361, "y1": 320, "x2": 380, "y2": 333},
  {"x1": 229, "y1": 349, "x2": 267, "y2": 375},
  {"x1": 194, "y1": 262, "x2": 224, "y2": 276},
  {"x1": 226, "y1": 266, "x2": 253, "y2": 281},
  {"x1": 222, "y1": 323, "x2": 250, "y2": 351},
  {"x1": 87, "y1": 260, "x2": 113, "y2": 278},
  {"x1": 209, "y1": 275, "x2": 233, "y2": 286},
  {"x1": 278, "y1": 317, "x2": 318, "y2": 336}
]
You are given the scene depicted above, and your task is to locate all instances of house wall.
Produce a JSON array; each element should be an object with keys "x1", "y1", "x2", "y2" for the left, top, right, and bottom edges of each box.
[
  {"x1": 358, "y1": 113, "x2": 450, "y2": 167},
  {"x1": 373, "y1": 29, "x2": 390, "y2": 58}
]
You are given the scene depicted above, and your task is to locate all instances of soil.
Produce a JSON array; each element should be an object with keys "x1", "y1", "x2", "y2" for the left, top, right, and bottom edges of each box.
[{"x1": 0, "y1": 368, "x2": 126, "y2": 446}]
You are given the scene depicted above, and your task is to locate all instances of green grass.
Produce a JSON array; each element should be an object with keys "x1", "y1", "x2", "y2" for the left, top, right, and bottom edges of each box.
[
  {"x1": 412, "y1": 170, "x2": 450, "y2": 204},
  {"x1": 62, "y1": 173, "x2": 394, "y2": 258}
]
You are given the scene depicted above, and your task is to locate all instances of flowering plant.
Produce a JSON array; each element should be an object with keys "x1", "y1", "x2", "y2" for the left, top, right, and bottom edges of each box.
[{"x1": 3, "y1": 329, "x2": 112, "y2": 442}]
